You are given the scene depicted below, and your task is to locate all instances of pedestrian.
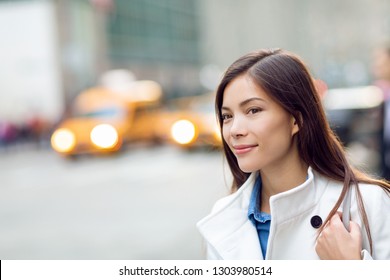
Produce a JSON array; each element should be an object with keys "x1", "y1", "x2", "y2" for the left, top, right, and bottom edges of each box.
[
  {"x1": 372, "y1": 43, "x2": 390, "y2": 180},
  {"x1": 197, "y1": 49, "x2": 390, "y2": 260}
]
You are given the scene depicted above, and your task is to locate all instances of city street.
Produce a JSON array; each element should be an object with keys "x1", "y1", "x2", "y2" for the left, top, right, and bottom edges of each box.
[{"x1": 0, "y1": 144, "x2": 229, "y2": 259}]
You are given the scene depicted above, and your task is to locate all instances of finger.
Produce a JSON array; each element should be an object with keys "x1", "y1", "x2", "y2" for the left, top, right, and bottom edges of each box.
[
  {"x1": 330, "y1": 213, "x2": 347, "y2": 231},
  {"x1": 330, "y1": 212, "x2": 343, "y2": 224},
  {"x1": 349, "y1": 221, "x2": 362, "y2": 239}
]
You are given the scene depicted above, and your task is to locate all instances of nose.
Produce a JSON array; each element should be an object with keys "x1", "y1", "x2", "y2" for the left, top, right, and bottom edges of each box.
[{"x1": 229, "y1": 115, "x2": 247, "y2": 139}]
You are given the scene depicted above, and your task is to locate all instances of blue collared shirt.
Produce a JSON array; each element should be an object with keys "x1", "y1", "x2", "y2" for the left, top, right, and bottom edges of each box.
[{"x1": 247, "y1": 175, "x2": 271, "y2": 258}]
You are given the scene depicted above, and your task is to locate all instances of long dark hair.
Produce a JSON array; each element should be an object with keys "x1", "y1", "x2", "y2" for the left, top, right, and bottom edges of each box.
[{"x1": 215, "y1": 49, "x2": 390, "y2": 253}]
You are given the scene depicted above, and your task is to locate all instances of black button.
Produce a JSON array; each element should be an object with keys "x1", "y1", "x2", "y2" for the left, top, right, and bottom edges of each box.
[{"x1": 310, "y1": 215, "x2": 322, "y2": 228}]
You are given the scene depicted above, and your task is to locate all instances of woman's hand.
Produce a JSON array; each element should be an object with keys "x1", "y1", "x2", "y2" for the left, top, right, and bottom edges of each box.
[{"x1": 315, "y1": 212, "x2": 362, "y2": 259}]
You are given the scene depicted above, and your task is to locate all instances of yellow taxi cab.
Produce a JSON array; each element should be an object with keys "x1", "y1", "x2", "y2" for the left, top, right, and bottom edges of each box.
[
  {"x1": 156, "y1": 93, "x2": 222, "y2": 149},
  {"x1": 50, "y1": 80, "x2": 163, "y2": 156}
]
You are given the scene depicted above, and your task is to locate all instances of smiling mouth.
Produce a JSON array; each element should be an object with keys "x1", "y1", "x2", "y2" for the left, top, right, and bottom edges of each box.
[{"x1": 233, "y1": 145, "x2": 258, "y2": 155}]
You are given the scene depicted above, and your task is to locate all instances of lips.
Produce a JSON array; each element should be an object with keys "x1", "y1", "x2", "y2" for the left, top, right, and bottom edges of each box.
[{"x1": 232, "y1": 144, "x2": 258, "y2": 155}]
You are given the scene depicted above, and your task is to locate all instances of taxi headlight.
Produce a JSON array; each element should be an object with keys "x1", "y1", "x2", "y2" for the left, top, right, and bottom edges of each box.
[
  {"x1": 90, "y1": 124, "x2": 119, "y2": 149},
  {"x1": 171, "y1": 119, "x2": 196, "y2": 145},
  {"x1": 51, "y1": 128, "x2": 76, "y2": 153}
]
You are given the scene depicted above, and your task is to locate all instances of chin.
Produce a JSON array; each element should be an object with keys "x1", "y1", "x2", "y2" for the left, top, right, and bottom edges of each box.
[{"x1": 237, "y1": 163, "x2": 259, "y2": 173}]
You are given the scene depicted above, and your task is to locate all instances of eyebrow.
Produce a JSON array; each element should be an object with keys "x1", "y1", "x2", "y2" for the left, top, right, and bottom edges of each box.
[{"x1": 222, "y1": 97, "x2": 266, "y2": 111}]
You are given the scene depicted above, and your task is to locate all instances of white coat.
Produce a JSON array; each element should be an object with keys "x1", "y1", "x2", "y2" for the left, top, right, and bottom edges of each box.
[{"x1": 197, "y1": 167, "x2": 390, "y2": 259}]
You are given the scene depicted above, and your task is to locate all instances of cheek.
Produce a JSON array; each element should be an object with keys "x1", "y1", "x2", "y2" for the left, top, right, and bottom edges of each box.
[
  {"x1": 253, "y1": 120, "x2": 292, "y2": 146},
  {"x1": 267, "y1": 128, "x2": 295, "y2": 154},
  {"x1": 222, "y1": 125, "x2": 230, "y2": 142}
]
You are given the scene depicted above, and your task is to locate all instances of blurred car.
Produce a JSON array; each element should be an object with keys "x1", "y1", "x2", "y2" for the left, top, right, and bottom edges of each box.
[
  {"x1": 323, "y1": 86, "x2": 384, "y2": 174},
  {"x1": 156, "y1": 93, "x2": 222, "y2": 149},
  {"x1": 50, "y1": 80, "x2": 163, "y2": 157}
]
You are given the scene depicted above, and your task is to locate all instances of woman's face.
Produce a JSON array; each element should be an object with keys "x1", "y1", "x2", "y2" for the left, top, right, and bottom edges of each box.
[{"x1": 221, "y1": 74, "x2": 299, "y2": 173}]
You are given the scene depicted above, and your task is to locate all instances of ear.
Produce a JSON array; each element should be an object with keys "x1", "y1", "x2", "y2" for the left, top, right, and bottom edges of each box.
[{"x1": 291, "y1": 113, "x2": 302, "y2": 136}]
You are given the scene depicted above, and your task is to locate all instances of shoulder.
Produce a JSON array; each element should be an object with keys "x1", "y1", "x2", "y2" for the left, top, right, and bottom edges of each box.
[
  {"x1": 357, "y1": 182, "x2": 390, "y2": 209},
  {"x1": 353, "y1": 182, "x2": 390, "y2": 234},
  {"x1": 311, "y1": 170, "x2": 389, "y2": 199},
  {"x1": 312, "y1": 169, "x2": 343, "y2": 194}
]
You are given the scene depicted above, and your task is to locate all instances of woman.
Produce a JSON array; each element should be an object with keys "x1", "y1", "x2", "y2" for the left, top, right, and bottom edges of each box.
[{"x1": 197, "y1": 49, "x2": 390, "y2": 260}]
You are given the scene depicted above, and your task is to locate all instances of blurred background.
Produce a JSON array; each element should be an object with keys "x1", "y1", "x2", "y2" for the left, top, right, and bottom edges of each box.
[{"x1": 1, "y1": 0, "x2": 390, "y2": 259}]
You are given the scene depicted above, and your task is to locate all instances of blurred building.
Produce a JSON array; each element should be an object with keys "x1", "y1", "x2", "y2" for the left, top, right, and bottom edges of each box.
[
  {"x1": 59, "y1": 0, "x2": 203, "y2": 100},
  {"x1": 1, "y1": 0, "x2": 390, "y2": 136},
  {"x1": 106, "y1": 0, "x2": 201, "y2": 98},
  {"x1": 197, "y1": 0, "x2": 390, "y2": 88}
]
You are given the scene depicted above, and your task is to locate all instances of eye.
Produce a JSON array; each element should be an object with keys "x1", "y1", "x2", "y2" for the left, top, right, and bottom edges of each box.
[
  {"x1": 221, "y1": 113, "x2": 232, "y2": 121},
  {"x1": 248, "y1": 108, "x2": 261, "y2": 114}
]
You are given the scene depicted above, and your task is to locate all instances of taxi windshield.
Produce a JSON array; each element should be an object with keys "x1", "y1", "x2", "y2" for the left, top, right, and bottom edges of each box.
[{"x1": 75, "y1": 107, "x2": 127, "y2": 118}]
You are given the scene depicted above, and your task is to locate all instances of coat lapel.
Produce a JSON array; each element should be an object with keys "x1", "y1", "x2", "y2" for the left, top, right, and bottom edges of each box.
[
  {"x1": 214, "y1": 220, "x2": 263, "y2": 259},
  {"x1": 197, "y1": 172, "x2": 263, "y2": 259}
]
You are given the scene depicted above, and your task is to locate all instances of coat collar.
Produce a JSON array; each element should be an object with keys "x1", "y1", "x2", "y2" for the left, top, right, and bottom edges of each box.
[
  {"x1": 197, "y1": 171, "x2": 261, "y2": 259},
  {"x1": 197, "y1": 167, "x2": 328, "y2": 259}
]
